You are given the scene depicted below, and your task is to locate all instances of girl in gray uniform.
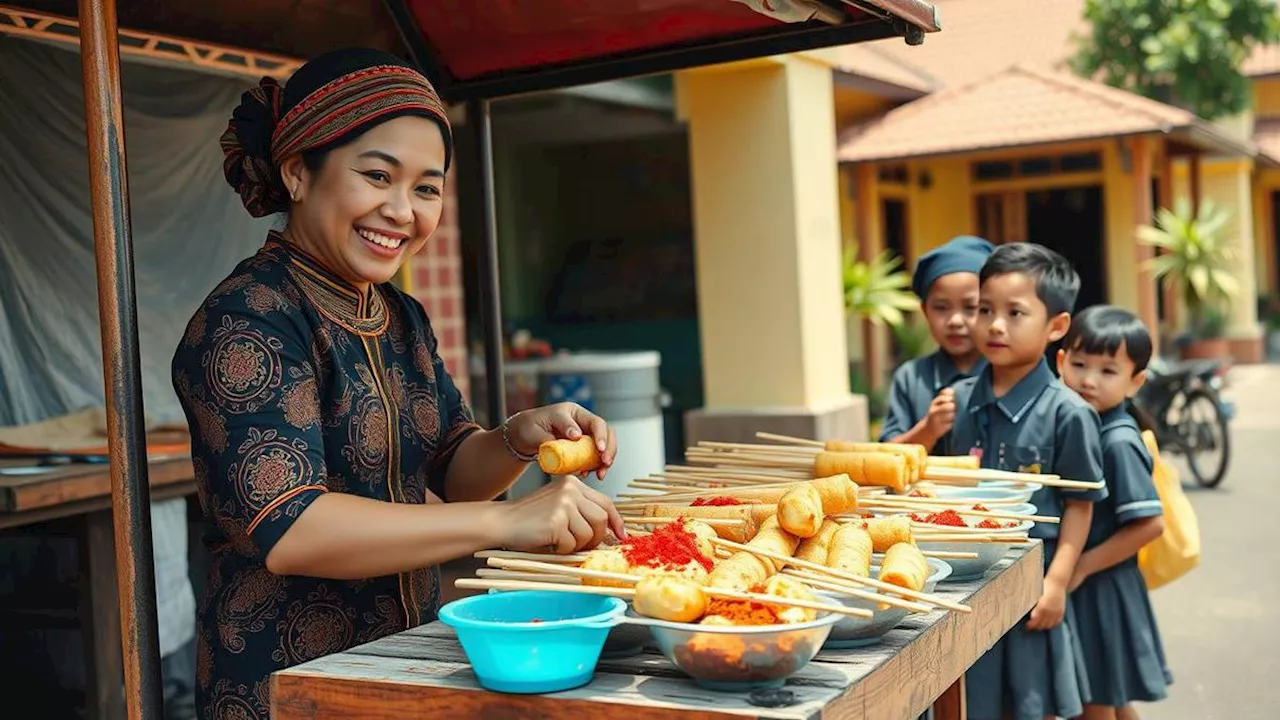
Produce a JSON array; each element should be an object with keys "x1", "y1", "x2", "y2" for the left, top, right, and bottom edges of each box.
[
  {"x1": 949, "y1": 243, "x2": 1108, "y2": 720},
  {"x1": 880, "y1": 235, "x2": 993, "y2": 454},
  {"x1": 1056, "y1": 306, "x2": 1171, "y2": 720}
]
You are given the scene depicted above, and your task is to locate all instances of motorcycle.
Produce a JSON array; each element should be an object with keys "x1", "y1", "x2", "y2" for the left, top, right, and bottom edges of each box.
[{"x1": 1132, "y1": 356, "x2": 1235, "y2": 488}]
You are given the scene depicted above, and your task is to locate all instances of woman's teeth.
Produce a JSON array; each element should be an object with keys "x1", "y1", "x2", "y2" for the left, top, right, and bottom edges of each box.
[{"x1": 357, "y1": 229, "x2": 403, "y2": 249}]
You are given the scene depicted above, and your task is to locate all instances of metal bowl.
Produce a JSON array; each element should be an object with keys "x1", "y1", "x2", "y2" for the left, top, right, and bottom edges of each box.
[
  {"x1": 636, "y1": 610, "x2": 840, "y2": 691},
  {"x1": 820, "y1": 557, "x2": 952, "y2": 648},
  {"x1": 908, "y1": 514, "x2": 1035, "y2": 582},
  {"x1": 929, "y1": 485, "x2": 1035, "y2": 504}
]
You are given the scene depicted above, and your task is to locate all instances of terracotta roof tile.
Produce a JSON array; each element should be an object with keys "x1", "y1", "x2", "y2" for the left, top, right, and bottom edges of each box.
[
  {"x1": 1244, "y1": 42, "x2": 1280, "y2": 78},
  {"x1": 866, "y1": 0, "x2": 1088, "y2": 90},
  {"x1": 1254, "y1": 118, "x2": 1280, "y2": 163},
  {"x1": 837, "y1": 64, "x2": 1201, "y2": 162}
]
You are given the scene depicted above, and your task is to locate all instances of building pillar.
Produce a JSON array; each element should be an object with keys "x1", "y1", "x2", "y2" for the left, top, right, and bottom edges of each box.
[
  {"x1": 1129, "y1": 137, "x2": 1159, "y2": 355},
  {"x1": 1157, "y1": 148, "x2": 1179, "y2": 332},
  {"x1": 1202, "y1": 159, "x2": 1264, "y2": 362},
  {"x1": 679, "y1": 52, "x2": 868, "y2": 444},
  {"x1": 854, "y1": 162, "x2": 888, "y2": 392}
]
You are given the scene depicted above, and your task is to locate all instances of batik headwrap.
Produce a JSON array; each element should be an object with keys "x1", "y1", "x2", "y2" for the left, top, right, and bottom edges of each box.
[{"x1": 221, "y1": 49, "x2": 452, "y2": 218}]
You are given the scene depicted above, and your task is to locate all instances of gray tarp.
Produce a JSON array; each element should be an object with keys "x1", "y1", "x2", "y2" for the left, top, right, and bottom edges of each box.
[{"x1": 0, "y1": 36, "x2": 273, "y2": 690}]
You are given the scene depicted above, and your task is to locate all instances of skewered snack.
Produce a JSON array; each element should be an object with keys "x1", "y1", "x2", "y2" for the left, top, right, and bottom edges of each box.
[
  {"x1": 826, "y1": 525, "x2": 873, "y2": 578},
  {"x1": 824, "y1": 441, "x2": 926, "y2": 482},
  {"x1": 538, "y1": 437, "x2": 601, "y2": 475},
  {"x1": 644, "y1": 504, "x2": 760, "y2": 543},
  {"x1": 857, "y1": 516, "x2": 914, "y2": 552},
  {"x1": 794, "y1": 519, "x2": 843, "y2": 565},
  {"x1": 879, "y1": 542, "x2": 930, "y2": 592},
  {"x1": 744, "y1": 516, "x2": 800, "y2": 571},
  {"x1": 707, "y1": 552, "x2": 772, "y2": 592},
  {"x1": 813, "y1": 452, "x2": 909, "y2": 492},
  {"x1": 926, "y1": 455, "x2": 981, "y2": 470},
  {"x1": 763, "y1": 576, "x2": 818, "y2": 624},
  {"x1": 579, "y1": 548, "x2": 632, "y2": 588},
  {"x1": 681, "y1": 519, "x2": 720, "y2": 559},
  {"x1": 810, "y1": 474, "x2": 860, "y2": 514},
  {"x1": 777, "y1": 483, "x2": 823, "y2": 538},
  {"x1": 634, "y1": 575, "x2": 708, "y2": 623}
]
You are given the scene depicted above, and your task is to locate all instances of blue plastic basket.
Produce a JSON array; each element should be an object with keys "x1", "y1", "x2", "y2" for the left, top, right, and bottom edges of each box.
[{"x1": 438, "y1": 591, "x2": 625, "y2": 694}]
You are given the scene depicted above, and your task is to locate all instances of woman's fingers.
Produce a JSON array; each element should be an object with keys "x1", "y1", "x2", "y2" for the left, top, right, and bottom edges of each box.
[
  {"x1": 577, "y1": 499, "x2": 610, "y2": 550},
  {"x1": 577, "y1": 480, "x2": 627, "y2": 540}
]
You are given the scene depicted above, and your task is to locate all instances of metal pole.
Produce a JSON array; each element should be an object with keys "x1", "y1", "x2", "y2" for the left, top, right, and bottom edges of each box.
[
  {"x1": 467, "y1": 98, "x2": 507, "y2": 427},
  {"x1": 77, "y1": 0, "x2": 165, "y2": 718}
]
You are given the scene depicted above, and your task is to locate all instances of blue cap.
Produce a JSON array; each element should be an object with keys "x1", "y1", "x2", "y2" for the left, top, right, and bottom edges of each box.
[{"x1": 911, "y1": 235, "x2": 996, "y2": 298}]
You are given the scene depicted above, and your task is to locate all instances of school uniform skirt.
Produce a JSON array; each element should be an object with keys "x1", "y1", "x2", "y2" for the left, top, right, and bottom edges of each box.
[
  {"x1": 1071, "y1": 561, "x2": 1172, "y2": 707},
  {"x1": 966, "y1": 541, "x2": 1090, "y2": 720}
]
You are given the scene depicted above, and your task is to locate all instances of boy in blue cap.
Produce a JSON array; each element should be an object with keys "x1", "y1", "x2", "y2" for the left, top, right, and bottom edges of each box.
[
  {"x1": 880, "y1": 235, "x2": 994, "y2": 454},
  {"x1": 949, "y1": 243, "x2": 1108, "y2": 720}
]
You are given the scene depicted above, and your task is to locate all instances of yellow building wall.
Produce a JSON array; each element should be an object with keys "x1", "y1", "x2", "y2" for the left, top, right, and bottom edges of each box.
[
  {"x1": 833, "y1": 86, "x2": 896, "y2": 127},
  {"x1": 1253, "y1": 79, "x2": 1280, "y2": 117}
]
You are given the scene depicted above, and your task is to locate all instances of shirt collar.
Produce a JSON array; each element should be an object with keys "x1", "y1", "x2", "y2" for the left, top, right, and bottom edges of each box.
[
  {"x1": 932, "y1": 352, "x2": 985, "y2": 392},
  {"x1": 270, "y1": 232, "x2": 389, "y2": 335},
  {"x1": 1099, "y1": 402, "x2": 1133, "y2": 428},
  {"x1": 969, "y1": 358, "x2": 1055, "y2": 424}
]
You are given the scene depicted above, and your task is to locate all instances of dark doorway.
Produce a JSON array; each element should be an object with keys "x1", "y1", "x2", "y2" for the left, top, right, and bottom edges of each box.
[
  {"x1": 1271, "y1": 192, "x2": 1280, "y2": 295},
  {"x1": 1026, "y1": 186, "x2": 1107, "y2": 312},
  {"x1": 882, "y1": 199, "x2": 908, "y2": 263}
]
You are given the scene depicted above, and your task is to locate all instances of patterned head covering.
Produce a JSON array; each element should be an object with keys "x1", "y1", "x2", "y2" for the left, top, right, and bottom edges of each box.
[{"x1": 221, "y1": 48, "x2": 452, "y2": 218}]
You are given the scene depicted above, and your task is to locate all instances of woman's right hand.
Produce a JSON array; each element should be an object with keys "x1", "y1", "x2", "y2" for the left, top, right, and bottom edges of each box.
[{"x1": 498, "y1": 476, "x2": 627, "y2": 554}]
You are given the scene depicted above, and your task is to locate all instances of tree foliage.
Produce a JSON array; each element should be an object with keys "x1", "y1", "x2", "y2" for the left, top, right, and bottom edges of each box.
[{"x1": 1074, "y1": 0, "x2": 1280, "y2": 120}]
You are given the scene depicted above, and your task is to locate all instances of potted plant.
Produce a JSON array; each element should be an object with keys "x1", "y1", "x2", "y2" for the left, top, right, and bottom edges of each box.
[
  {"x1": 1137, "y1": 199, "x2": 1239, "y2": 359},
  {"x1": 842, "y1": 244, "x2": 919, "y2": 415},
  {"x1": 891, "y1": 313, "x2": 938, "y2": 366}
]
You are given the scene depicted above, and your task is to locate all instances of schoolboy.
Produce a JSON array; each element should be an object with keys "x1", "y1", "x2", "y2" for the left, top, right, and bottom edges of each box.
[
  {"x1": 948, "y1": 243, "x2": 1109, "y2": 720},
  {"x1": 880, "y1": 235, "x2": 994, "y2": 454}
]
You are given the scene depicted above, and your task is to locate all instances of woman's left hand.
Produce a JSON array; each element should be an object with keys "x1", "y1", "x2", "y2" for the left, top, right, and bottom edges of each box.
[{"x1": 507, "y1": 403, "x2": 618, "y2": 479}]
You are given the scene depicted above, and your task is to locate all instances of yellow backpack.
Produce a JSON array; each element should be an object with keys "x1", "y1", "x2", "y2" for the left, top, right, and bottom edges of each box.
[{"x1": 1137, "y1": 431, "x2": 1201, "y2": 590}]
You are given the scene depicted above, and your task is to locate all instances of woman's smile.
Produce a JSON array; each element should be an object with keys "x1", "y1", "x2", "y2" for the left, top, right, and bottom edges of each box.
[{"x1": 356, "y1": 226, "x2": 408, "y2": 257}]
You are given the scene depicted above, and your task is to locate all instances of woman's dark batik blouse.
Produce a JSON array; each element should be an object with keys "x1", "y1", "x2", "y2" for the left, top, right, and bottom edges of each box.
[{"x1": 171, "y1": 235, "x2": 480, "y2": 720}]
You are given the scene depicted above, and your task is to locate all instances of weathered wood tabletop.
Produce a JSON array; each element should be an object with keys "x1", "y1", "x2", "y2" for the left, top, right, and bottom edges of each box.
[
  {"x1": 272, "y1": 542, "x2": 1043, "y2": 720},
  {"x1": 0, "y1": 455, "x2": 195, "y2": 529}
]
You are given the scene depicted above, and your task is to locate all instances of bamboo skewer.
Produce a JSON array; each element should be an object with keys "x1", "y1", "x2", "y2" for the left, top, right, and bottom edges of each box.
[
  {"x1": 781, "y1": 569, "x2": 934, "y2": 613},
  {"x1": 857, "y1": 501, "x2": 1061, "y2": 525},
  {"x1": 666, "y1": 464, "x2": 811, "y2": 479},
  {"x1": 709, "y1": 537, "x2": 971, "y2": 612},
  {"x1": 475, "y1": 569, "x2": 582, "y2": 584},
  {"x1": 474, "y1": 549, "x2": 589, "y2": 564},
  {"x1": 621, "y1": 516, "x2": 748, "y2": 528},
  {"x1": 484, "y1": 558, "x2": 875, "y2": 619}
]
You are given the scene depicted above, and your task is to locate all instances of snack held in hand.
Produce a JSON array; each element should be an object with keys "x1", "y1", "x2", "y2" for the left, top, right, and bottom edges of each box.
[{"x1": 537, "y1": 437, "x2": 601, "y2": 476}]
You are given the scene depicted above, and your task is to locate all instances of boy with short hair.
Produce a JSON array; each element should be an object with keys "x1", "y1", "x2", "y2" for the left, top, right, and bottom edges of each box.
[
  {"x1": 948, "y1": 243, "x2": 1109, "y2": 720},
  {"x1": 880, "y1": 235, "x2": 994, "y2": 454}
]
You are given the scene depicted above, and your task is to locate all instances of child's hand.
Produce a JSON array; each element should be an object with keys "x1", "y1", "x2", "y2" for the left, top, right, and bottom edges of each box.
[
  {"x1": 925, "y1": 388, "x2": 957, "y2": 438},
  {"x1": 1026, "y1": 579, "x2": 1066, "y2": 631}
]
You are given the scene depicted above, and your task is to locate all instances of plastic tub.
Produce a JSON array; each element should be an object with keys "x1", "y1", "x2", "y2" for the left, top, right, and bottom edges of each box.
[{"x1": 439, "y1": 591, "x2": 625, "y2": 694}]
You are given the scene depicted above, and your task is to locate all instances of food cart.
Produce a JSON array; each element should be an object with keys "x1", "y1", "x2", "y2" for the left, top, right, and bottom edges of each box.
[{"x1": 3, "y1": 1, "x2": 943, "y2": 718}]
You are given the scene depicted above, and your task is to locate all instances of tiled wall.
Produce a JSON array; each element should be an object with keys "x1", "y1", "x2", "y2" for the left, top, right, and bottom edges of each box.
[{"x1": 409, "y1": 170, "x2": 471, "y2": 400}]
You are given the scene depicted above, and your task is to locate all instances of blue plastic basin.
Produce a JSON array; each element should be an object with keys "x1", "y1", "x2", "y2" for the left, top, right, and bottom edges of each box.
[{"x1": 438, "y1": 591, "x2": 625, "y2": 694}]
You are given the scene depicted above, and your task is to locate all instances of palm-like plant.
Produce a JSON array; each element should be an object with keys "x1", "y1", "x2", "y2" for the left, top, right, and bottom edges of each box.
[
  {"x1": 842, "y1": 244, "x2": 919, "y2": 327},
  {"x1": 1137, "y1": 199, "x2": 1239, "y2": 337}
]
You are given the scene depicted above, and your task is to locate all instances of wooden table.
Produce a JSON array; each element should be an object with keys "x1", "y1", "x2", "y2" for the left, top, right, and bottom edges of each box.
[
  {"x1": 272, "y1": 543, "x2": 1043, "y2": 720},
  {"x1": 0, "y1": 456, "x2": 197, "y2": 720}
]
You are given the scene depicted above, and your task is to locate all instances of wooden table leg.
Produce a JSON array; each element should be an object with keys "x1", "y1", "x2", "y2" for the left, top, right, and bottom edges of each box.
[
  {"x1": 79, "y1": 510, "x2": 125, "y2": 720},
  {"x1": 932, "y1": 673, "x2": 966, "y2": 720}
]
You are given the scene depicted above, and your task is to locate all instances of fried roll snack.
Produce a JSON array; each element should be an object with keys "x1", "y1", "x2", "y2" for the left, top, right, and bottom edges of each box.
[
  {"x1": 579, "y1": 548, "x2": 632, "y2": 588},
  {"x1": 794, "y1": 519, "x2": 843, "y2": 565},
  {"x1": 879, "y1": 542, "x2": 930, "y2": 592},
  {"x1": 763, "y1": 575, "x2": 818, "y2": 624},
  {"x1": 811, "y1": 474, "x2": 860, "y2": 514},
  {"x1": 538, "y1": 437, "x2": 601, "y2": 475},
  {"x1": 826, "y1": 525, "x2": 873, "y2": 578},
  {"x1": 633, "y1": 575, "x2": 707, "y2": 623},
  {"x1": 926, "y1": 455, "x2": 981, "y2": 470},
  {"x1": 745, "y1": 516, "x2": 800, "y2": 571},
  {"x1": 825, "y1": 441, "x2": 926, "y2": 482},
  {"x1": 681, "y1": 519, "x2": 720, "y2": 560},
  {"x1": 860, "y1": 516, "x2": 914, "y2": 552},
  {"x1": 645, "y1": 504, "x2": 759, "y2": 544},
  {"x1": 778, "y1": 483, "x2": 824, "y2": 538},
  {"x1": 813, "y1": 452, "x2": 909, "y2": 492},
  {"x1": 707, "y1": 552, "x2": 771, "y2": 592}
]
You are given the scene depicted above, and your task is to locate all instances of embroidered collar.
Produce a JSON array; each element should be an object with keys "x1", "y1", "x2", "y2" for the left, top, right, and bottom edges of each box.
[
  {"x1": 968, "y1": 358, "x2": 1054, "y2": 424},
  {"x1": 932, "y1": 352, "x2": 985, "y2": 393},
  {"x1": 271, "y1": 232, "x2": 389, "y2": 336}
]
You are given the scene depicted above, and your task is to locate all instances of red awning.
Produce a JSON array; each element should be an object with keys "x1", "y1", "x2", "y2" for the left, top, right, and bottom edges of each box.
[{"x1": 7, "y1": 0, "x2": 939, "y2": 100}]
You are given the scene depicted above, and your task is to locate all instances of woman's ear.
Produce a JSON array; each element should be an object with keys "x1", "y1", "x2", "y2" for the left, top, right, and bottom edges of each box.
[{"x1": 279, "y1": 155, "x2": 307, "y2": 203}]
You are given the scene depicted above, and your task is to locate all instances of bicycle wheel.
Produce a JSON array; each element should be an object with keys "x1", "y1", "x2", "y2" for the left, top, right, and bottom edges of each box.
[{"x1": 1177, "y1": 387, "x2": 1231, "y2": 488}]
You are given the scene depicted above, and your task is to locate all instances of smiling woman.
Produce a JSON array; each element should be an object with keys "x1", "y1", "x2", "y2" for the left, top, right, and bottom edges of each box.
[{"x1": 174, "y1": 48, "x2": 624, "y2": 720}]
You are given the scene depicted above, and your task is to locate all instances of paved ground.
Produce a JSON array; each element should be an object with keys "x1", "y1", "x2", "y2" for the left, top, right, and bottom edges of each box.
[{"x1": 1141, "y1": 363, "x2": 1279, "y2": 720}]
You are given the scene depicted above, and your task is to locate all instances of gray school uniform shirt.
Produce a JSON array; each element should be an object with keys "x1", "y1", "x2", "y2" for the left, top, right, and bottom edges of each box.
[
  {"x1": 950, "y1": 359, "x2": 1108, "y2": 541},
  {"x1": 879, "y1": 351, "x2": 986, "y2": 455},
  {"x1": 1087, "y1": 405, "x2": 1161, "y2": 554}
]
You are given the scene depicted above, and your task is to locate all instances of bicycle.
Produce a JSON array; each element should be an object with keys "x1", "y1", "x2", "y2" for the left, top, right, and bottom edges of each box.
[{"x1": 1132, "y1": 356, "x2": 1234, "y2": 488}]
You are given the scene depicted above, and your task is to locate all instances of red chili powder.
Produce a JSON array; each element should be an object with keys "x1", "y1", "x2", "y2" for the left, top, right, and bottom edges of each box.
[
  {"x1": 911, "y1": 509, "x2": 969, "y2": 527},
  {"x1": 621, "y1": 520, "x2": 715, "y2": 572},
  {"x1": 691, "y1": 496, "x2": 743, "y2": 507},
  {"x1": 972, "y1": 503, "x2": 990, "y2": 511}
]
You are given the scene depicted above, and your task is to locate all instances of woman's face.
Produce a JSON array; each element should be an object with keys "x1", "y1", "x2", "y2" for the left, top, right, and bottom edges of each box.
[{"x1": 282, "y1": 115, "x2": 447, "y2": 286}]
